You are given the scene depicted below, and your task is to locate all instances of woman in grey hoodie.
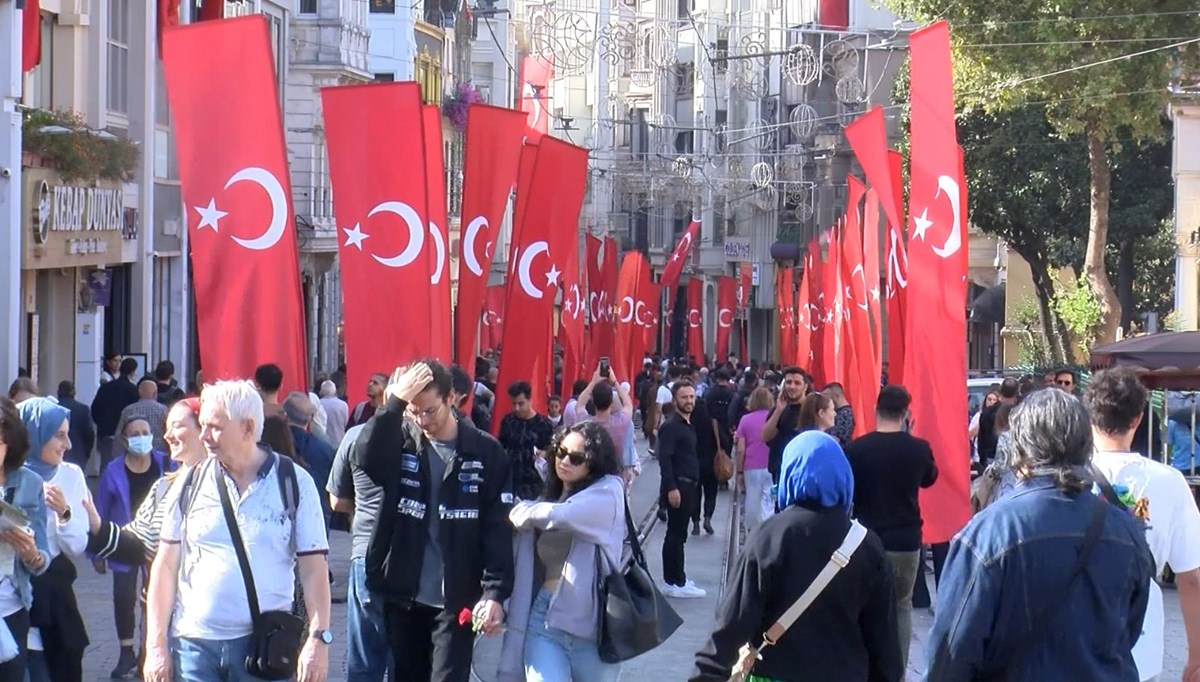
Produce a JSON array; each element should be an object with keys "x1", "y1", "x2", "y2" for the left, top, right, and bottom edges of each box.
[{"x1": 498, "y1": 421, "x2": 626, "y2": 682}]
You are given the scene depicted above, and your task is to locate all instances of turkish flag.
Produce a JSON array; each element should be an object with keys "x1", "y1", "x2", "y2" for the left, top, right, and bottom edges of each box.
[
  {"x1": 638, "y1": 282, "x2": 662, "y2": 367},
  {"x1": 795, "y1": 252, "x2": 813, "y2": 371},
  {"x1": 22, "y1": 0, "x2": 40, "y2": 73},
  {"x1": 822, "y1": 226, "x2": 845, "y2": 386},
  {"x1": 198, "y1": 0, "x2": 223, "y2": 21},
  {"x1": 661, "y1": 286, "x2": 675, "y2": 357},
  {"x1": 586, "y1": 235, "x2": 618, "y2": 373},
  {"x1": 454, "y1": 104, "x2": 527, "y2": 365},
  {"x1": 906, "y1": 20, "x2": 970, "y2": 544},
  {"x1": 509, "y1": 140, "x2": 541, "y2": 267},
  {"x1": 423, "y1": 105, "x2": 452, "y2": 362},
  {"x1": 661, "y1": 220, "x2": 699, "y2": 290},
  {"x1": 863, "y1": 189, "x2": 883, "y2": 378},
  {"x1": 841, "y1": 177, "x2": 878, "y2": 436},
  {"x1": 163, "y1": 16, "x2": 307, "y2": 394},
  {"x1": 776, "y1": 266, "x2": 795, "y2": 366},
  {"x1": 738, "y1": 263, "x2": 752, "y2": 364},
  {"x1": 482, "y1": 285, "x2": 506, "y2": 353},
  {"x1": 806, "y1": 240, "x2": 825, "y2": 385},
  {"x1": 519, "y1": 56, "x2": 553, "y2": 138},
  {"x1": 686, "y1": 278, "x2": 704, "y2": 364},
  {"x1": 886, "y1": 149, "x2": 909, "y2": 386},
  {"x1": 715, "y1": 276, "x2": 736, "y2": 362},
  {"x1": 559, "y1": 241, "x2": 586, "y2": 397},
  {"x1": 614, "y1": 252, "x2": 650, "y2": 383},
  {"x1": 494, "y1": 136, "x2": 588, "y2": 427},
  {"x1": 321, "y1": 82, "x2": 431, "y2": 403},
  {"x1": 845, "y1": 106, "x2": 904, "y2": 236}
]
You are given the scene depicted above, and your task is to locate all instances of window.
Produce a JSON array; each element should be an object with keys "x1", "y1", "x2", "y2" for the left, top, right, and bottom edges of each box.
[
  {"x1": 313, "y1": 139, "x2": 333, "y2": 218},
  {"x1": 23, "y1": 13, "x2": 53, "y2": 109},
  {"x1": 265, "y1": 11, "x2": 286, "y2": 100},
  {"x1": 370, "y1": 0, "x2": 395, "y2": 12},
  {"x1": 374, "y1": 73, "x2": 395, "y2": 82},
  {"x1": 300, "y1": 0, "x2": 317, "y2": 12},
  {"x1": 415, "y1": 48, "x2": 442, "y2": 104},
  {"x1": 107, "y1": 0, "x2": 130, "y2": 114}
]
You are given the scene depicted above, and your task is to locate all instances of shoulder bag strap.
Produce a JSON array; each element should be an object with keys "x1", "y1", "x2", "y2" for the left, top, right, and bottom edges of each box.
[
  {"x1": 1087, "y1": 462, "x2": 1124, "y2": 508},
  {"x1": 622, "y1": 499, "x2": 646, "y2": 569},
  {"x1": 215, "y1": 459, "x2": 263, "y2": 623},
  {"x1": 761, "y1": 520, "x2": 868, "y2": 647}
]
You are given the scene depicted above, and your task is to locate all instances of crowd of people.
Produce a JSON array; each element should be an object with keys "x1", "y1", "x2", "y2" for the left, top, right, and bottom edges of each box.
[{"x1": 0, "y1": 352, "x2": 1196, "y2": 682}]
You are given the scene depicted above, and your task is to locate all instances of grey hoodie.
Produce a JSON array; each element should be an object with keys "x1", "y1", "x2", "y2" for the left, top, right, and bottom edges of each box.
[{"x1": 497, "y1": 474, "x2": 626, "y2": 681}]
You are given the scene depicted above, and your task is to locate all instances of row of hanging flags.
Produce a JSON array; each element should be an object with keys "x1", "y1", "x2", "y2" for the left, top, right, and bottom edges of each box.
[{"x1": 160, "y1": 16, "x2": 967, "y2": 543}]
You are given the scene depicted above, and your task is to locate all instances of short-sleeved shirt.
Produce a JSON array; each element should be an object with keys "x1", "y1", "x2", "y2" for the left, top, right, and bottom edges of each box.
[
  {"x1": 498, "y1": 413, "x2": 554, "y2": 501},
  {"x1": 735, "y1": 409, "x2": 771, "y2": 471},
  {"x1": 161, "y1": 448, "x2": 329, "y2": 640},
  {"x1": 1091, "y1": 449, "x2": 1200, "y2": 680},
  {"x1": 327, "y1": 424, "x2": 381, "y2": 559}
]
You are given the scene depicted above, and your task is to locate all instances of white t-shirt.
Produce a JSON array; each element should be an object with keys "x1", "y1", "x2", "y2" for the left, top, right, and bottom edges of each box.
[
  {"x1": 656, "y1": 384, "x2": 672, "y2": 405},
  {"x1": 1091, "y1": 449, "x2": 1200, "y2": 681}
]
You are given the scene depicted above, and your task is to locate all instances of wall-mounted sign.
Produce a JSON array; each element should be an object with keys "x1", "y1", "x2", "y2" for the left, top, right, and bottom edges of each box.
[
  {"x1": 22, "y1": 169, "x2": 136, "y2": 270},
  {"x1": 724, "y1": 237, "x2": 752, "y2": 262}
]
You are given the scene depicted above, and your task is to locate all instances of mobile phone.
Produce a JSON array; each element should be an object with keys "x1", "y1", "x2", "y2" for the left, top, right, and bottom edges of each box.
[{"x1": 599, "y1": 357, "x2": 610, "y2": 376}]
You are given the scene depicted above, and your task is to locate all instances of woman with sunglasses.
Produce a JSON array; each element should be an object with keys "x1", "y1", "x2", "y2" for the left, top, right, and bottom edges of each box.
[{"x1": 497, "y1": 421, "x2": 626, "y2": 682}]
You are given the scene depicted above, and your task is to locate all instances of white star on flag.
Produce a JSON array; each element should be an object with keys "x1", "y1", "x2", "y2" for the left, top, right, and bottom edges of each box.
[
  {"x1": 343, "y1": 223, "x2": 369, "y2": 250},
  {"x1": 194, "y1": 199, "x2": 227, "y2": 232},
  {"x1": 870, "y1": 286, "x2": 881, "y2": 302},
  {"x1": 912, "y1": 208, "x2": 934, "y2": 242},
  {"x1": 544, "y1": 264, "x2": 561, "y2": 287}
]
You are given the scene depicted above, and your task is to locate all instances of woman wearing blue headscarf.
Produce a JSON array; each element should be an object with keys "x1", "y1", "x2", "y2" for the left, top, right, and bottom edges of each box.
[
  {"x1": 692, "y1": 431, "x2": 903, "y2": 682},
  {"x1": 0, "y1": 397, "x2": 51, "y2": 679},
  {"x1": 18, "y1": 397, "x2": 90, "y2": 682}
]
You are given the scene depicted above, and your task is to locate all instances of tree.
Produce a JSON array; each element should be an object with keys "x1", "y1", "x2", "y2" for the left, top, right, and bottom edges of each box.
[{"x1": 883, "y1": 1, "x2": 1200, "y2": 343}]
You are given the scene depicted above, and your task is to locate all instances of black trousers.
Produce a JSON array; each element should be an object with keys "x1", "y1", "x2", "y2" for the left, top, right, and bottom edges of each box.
[
  {"x1": 384, "y1": 601, "x2": 475, "y2": 682},
  {"x1": 0, "y1": 609, "x2": 30, "y2": 680},
  {"x1": 691, "y1": 463, "x2": 718, "y2": 523},
  {"x1": 662, "y1": 479, "x2": 698, "y2": 587},
  {"x1": 113, "y1": 569, "x2": 140, "y2": 642}
]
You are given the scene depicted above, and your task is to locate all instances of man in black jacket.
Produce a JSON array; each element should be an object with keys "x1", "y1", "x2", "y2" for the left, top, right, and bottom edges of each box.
[
  {"x1": 91, "y1": 357, "x2": 139, "y2": 472},
  {"x1": 360, "y1": 361, "x2": 513, "y2": 682},
  {"x1": 56, "y1": 380, "x2": 95, "y2": 470},
  {"x1": 659, "y1": 381, "x2": 706, "y2": 599}
]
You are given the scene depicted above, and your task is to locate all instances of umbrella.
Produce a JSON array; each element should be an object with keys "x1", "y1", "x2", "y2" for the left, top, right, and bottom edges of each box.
[{"x1": 1090, "y1": 331, "x2": 1200, "y2": 371}]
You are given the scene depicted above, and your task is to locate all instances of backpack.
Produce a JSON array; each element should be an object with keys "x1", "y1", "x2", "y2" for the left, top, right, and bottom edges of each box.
[{"x1": 179, "y1": 452, "x2": 300, "y2": 525}]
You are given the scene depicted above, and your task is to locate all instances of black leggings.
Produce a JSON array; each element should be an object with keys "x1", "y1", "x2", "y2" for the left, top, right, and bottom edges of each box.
[
  {"x1": 0, "y1": 609, "x2": 30, "y2": 680},
  {"x1": 691, "y1": 464, "x2": 718, "y2": 523},
  {"x1": 113, "y1": 570, "x2": 141, "y2": 642}
]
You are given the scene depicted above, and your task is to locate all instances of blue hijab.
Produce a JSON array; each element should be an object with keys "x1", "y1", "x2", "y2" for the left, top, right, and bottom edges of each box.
[
  {"x1": 778, "y1": 430, "x2": 854, "y2": 512},
  {"x1": 17, "y1": 397, "x2": 70, "y2": 481}
]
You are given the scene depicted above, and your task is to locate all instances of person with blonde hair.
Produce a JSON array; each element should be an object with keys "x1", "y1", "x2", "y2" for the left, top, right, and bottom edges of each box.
[{"x1": 735, "y1": 387, "x2": 775, "y2": 533}]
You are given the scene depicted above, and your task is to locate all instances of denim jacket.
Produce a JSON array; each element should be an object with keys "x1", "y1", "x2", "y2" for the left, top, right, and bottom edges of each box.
[
  {"x1": 926, "y1": 477, "x2": 1154, "y2": 682},
  {"x1": 1, "y1": 468, "x2": 51, "y2": 610}
]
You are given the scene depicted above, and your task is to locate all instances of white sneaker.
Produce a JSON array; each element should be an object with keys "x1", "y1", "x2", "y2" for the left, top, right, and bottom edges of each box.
[
  {"x1": 673, "y1": 580, "x2": 706, "y2": 599},
  {"x1": 660, "y1": 583, "x2": 685, "y2": 598}
]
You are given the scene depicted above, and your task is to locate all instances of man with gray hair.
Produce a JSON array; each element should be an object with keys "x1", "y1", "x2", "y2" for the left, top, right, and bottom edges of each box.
[
  {"x1": 284, "y1": 391, "x2": 336, "y2": 534},
  {"x1": 144, "y1": 380, "x2": 332, "y2": 682},
  {"x1": 926, "y1": 389, "x2": 1155, "y2": 681},
  {"x1": 319, "y1": 379, "x2": 349, "y2": 446}
]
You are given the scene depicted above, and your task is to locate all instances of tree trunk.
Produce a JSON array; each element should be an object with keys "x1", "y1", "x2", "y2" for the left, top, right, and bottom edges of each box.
[
  {"x1": 1084, "y1": 124, "x2": 1122, "y2": 345},
  {"x1": 1117, "y1": 238, "x2": 1135, "y2": 333},
  {"x1": 1026, "y1": 255, "x2": 1072, "y2": 364}
]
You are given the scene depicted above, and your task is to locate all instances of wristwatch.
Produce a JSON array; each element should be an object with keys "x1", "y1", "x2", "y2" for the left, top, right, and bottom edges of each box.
[{"x1": 311, "y1": 629, "x2": 334, "y2": 645}]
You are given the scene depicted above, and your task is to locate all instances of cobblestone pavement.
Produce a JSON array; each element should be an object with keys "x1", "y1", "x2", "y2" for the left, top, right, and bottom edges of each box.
[{"x1": 73, "y1": 440, "x2": 1188, "y2": 680}]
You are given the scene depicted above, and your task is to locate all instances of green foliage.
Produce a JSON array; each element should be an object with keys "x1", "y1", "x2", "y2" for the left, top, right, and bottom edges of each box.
[
  {"x1": 1053, "y1": 275, "x2": 1103, "y2": 355},
  {"x1": 1010, "y1": 296, "x2": 1054, "y2": 367},
  {"x1": 21, "y1": 109, "x2": 141, "y2": 184}
]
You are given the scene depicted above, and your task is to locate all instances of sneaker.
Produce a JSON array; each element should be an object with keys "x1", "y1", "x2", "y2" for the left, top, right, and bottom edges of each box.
[
  {"x1": 691, "y1": 521, "x2": 701, "y2": 536},
  {"x1": 677, "y1": 580, "x2": 707, "y2": 598},
  {"x1": 659, "y1": 583, "x2": 684, "y2": 599},
  {"x1": 703, "y1": 517, "x2": 715, "y2": 535},
  {"x1": 110, "y1": 648, "x2": 138, "y2": 679}
]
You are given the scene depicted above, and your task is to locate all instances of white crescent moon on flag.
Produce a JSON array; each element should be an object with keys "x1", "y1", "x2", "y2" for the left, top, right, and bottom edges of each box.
[
  {"x1": 718, "y1": 308, "x2": 733, "y2": 328},
  {"x1": 226, "y1": 167, "x2": 288, "y2": 251},
  {"x1": 367, "y1": 201, "x2": 425, "y2": 268},
  {"x1": 462, "y1": 216, "x2": 488, "y2": 276},
  {"x1": 634, "y1": 301, "x2": 649, "y2": 327},
  {"x1": 619, "y1": 296, "x2": 635, "y2": 323},
  {"x1": 933, "y1": 175, "x2": 963, "y2": 259},
  {"x1": 518, "y1": 241, "x2": 549, "y2": 299},
  {"x1": 571, "y1": 285, "x2": 583, "y2": 319},
  {"x1": 688, "y1": 309, "x2": 701, "y2": 328},
  {"x1": 523, "y1": 82, "x2": 542, "y2": 130},
  {"x1": 429, "y1": 222, "x2": 446, "y2": 284},
  {"x1": 851, "y1": 264, "x2": 869, "y2": 310},
  {"x1": 888, "y1": 227, "x2": 909, "y2": 293}
]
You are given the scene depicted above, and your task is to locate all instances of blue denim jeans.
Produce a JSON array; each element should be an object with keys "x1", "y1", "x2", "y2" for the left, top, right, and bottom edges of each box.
[
  {"x1": 347, "y1": 556, "x2": 393, "y2": 682},
  {"x1": 524, "y1": 589, "x2": 620, "y2": 682},
  {"x1": 171, "y1": 635, "x2": 260, "y2": 682}
]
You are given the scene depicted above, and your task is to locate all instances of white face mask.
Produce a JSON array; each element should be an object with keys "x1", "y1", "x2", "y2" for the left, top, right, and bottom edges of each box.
[{"x1": 127, "y1": 435, "x2": 153, "y2": 456}]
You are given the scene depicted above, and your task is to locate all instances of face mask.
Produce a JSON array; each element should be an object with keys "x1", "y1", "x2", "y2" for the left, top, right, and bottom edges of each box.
[{"x1": 127, "y1": 435, "x2": 153, "y2": 456}]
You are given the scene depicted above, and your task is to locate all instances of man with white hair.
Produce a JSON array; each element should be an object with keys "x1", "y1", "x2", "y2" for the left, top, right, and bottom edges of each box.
[
  {"x1": 320, "y1": 379, "x2": 348, "y2": 446},
  {"x1": 144, "y1": 380, "x2": 332, "y2": 682}
]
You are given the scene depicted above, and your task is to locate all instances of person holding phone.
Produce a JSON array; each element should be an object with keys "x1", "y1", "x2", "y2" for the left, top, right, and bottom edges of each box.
[{"x1": 575, "y1": 366, "x2": 637, "y2": 486}]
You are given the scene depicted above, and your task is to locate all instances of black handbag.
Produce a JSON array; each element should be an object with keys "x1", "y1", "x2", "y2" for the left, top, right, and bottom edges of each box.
[
  {"x1": 596, "y1": 502, "x2": 683, "y2": 663},
  {"x1": 216, "y1": 463, "x2": 307, "y2": 680}
]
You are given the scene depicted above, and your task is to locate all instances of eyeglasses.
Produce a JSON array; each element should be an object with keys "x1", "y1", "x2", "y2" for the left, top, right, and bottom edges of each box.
[
  {"x1": 553, "y1": 447, "x2": 588, "y2": 467},
  {"x1": 1056, "y1": 380, "x2": 1074, "y2": 387},
  {"x1": 407, "y1": 403, "x2": 442, "y2": 421}
]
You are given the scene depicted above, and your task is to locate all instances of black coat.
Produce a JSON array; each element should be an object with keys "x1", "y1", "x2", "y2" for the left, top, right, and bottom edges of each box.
[
  {"x1": 57, "y1": 396, "x2": 95, "y2": 467},
  {"x1": 692, "y1": 504, "x2": 903, "y2": 682},
  {"x1": 90, "y1": 378, "x2": 138, "y2": 438}
]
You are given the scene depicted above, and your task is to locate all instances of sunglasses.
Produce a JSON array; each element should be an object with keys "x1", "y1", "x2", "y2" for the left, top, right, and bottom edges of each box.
[
  {"x1": 553, "y1": 447, "x2": 589, "y2": 467},
  {"x1": 1056, "y1": 380, "x2": 1074, "y2": 387}
]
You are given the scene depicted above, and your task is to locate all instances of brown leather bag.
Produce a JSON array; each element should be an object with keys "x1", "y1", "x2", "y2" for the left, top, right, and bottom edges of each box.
[{"x1": 713, "y1": 449, "x2": 734, "y2": 483}]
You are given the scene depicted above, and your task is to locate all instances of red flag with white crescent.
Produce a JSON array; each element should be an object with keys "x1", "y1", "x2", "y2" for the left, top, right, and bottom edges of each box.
[
  {"x1": 638, "y1": 282, "x2": 662, "y2": 366},
  {"x1": 559, "y1": 241, "x2": 586, "y2": 397},
  {"x1": 163, "y1": 16, "x2": 308, "y2": 394},
  {"x1": 886, "y1": 149, "x2": 909, "y2": 386},
  {"x1": 845, "y1": 106, "x2": 903, "y2": 236},
  {"x1": 661, "y1": 220, "x2": 699, "y2": 290},
  {"x1": 686, "y1": 278, "x2": 704, "y2": 364},
  {"x1": 906, "y1": 20, "x2": 970, "y2": 544},
  {"x1": 806, "y1": 239, "x2": 825, "y2": 385},
  {"x1": 454, "y1": 104, "x2": 527, "y2": 366},
  {"x1": 795, "y1": 252, "x2": 813, "y2": 371},
  {"x1": 863, "y1": 188, "x2": 884, "y2": 379},
  {"x1": 776, "y1": 266, "x2": 795, "y2": 366},
  {"x1": 715, "y1": 276, "x2": 736, "y2": 362},
  {"x1": 614, "y1": 252, "x2": 650, "y2": 383},
  {"x1": 738, "y1": 263, "x2": 752, "y2": 364},
  {"x1": 493, "y1": 136, "x2": 588, "y2": 428},
  {"x1": 583, "y1": 234, "x2": 606, "y2": 371},
  {"x1": 841, "y1": 176, "x2": 877, "y2": 436},
  {"x1": 508, "y1": 140, "x2": 541, "y2": 270},
  {"x1": 482, "y1": 285, "x2": 506, "y2": 353},
  {"x1": 423, "y1": 105, "x2": 452, "y2": 362},
  {"x1": 519, "y1": 56, "x2": 553, "y2": 138},
  {"x1": 321, "y1": 82, "x2": 430, "y2": 402},
  {"x1": 822, "y1": 226, "x2": 844, "y2": 386}
]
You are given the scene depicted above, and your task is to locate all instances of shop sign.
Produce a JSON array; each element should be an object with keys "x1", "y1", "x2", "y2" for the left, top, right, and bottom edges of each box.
[
  {"x1": 22, "y1": 170, "x2": 135, "y2": 270},
  {"x1": 33, "y1": 181, "x2": 124, "y2": 245},
  {"x1": 724, "y1": 238, "x2": 752, "y2": 262}
]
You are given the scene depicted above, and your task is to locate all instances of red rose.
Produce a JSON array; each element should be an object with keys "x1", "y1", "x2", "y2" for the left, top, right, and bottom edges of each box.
[{"x1": 458, "y1": 607, "x2": 473, "y2": 627}]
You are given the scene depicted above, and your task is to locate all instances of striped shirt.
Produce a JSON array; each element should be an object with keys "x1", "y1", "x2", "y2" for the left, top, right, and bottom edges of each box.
[{"x1": 90, "y1": 466, "x2": 188, "y2": 565}]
